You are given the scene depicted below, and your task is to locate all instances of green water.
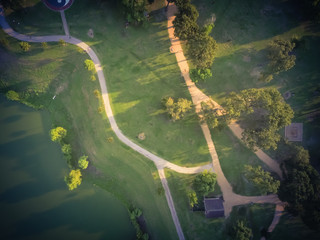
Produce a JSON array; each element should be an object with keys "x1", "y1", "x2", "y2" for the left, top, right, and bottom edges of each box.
[{"x1": 0, "y1": 96, "x2": 135, "y2": 240}]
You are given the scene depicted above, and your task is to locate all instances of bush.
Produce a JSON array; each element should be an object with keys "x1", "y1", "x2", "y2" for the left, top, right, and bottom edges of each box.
[
  {"x1": 65, "y1": 169, "x2": 82, "y2": 190},
  {"x1": 190, "y1": 68, "x2": 212, "y2": 83},
  {"x1": 107, "y1": 137, "x2": 114, "y2": 143},
  {"x1": 161, "y1": 96, "x2": 192, "y2": 121},
  {"x1": 41, "y1": 42, "x2": 48, "y2": 49},
  {"x1": 50, "y1": 127, "x2": 67, "y2": 142},
  {"x1": 94, "y1": 89, "x2": 100, "y2": 98},
  {"x1": 59, "y1": 39, "x2": 66, "y2": 46},
  {"x1": 90, "y1": 75, "x2": 96, "y2": 81},
  {"x1": 84, "y1": 59, "x2": 96, "y2": 72},
  {"x1": 6, "y1": 90, "x2": 20, "y2": 101},
  {"x1": 78, "y1": 155, "x2": 89, "y2": 169},
  {"x1": 19, "y1": 41, "x2": 30, "y2": 52}
]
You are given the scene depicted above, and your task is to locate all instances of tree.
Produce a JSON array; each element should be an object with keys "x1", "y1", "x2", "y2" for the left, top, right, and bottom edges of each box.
[
  {"x1": 193, "y1": 170, "x2": 217, "y2": 196},
  {"x1": 176, "y1": 3, "x2": 199, "y2": 22},
  {"x1": 225, "y1": 88, "x2": 294, "y2": 150},
  {"x1": 162, "y1": 96, "x2": 192, "y2": 121},
  {"x1": 6, "y1": 90, "x2": 20, "y2": 101},
  {"x1": 84, "y1": 59, "x2": 95, "y2": 72},
  {"x1": 173, "y1": 14, "x2": 199, "y2": 40},
  {"x1": 200, "y1": 102, "x2": 227, "y2": 129},
  {"x1": 19, "y1": 42, "x2": 30, "y2": 52},
  {"x1": 122, "y1": 0, "x2": 146, "y2": 24},
  {"x1": 190, "y1": 68, "x2": 212, "y2": 83},
  {"x1": 50, "y1": 127, "x2": 67, "y2": 142},
  {"x1": 244, "y1": 165, "x2": 280, "y2": 195},
  {"x1": 78, "y1": 155, "x2": 89, "y2": 169},
  {"x1": 61, "y1": 144, "x2": 72, "y2": 161},
  {"x1": 187, "y1": 190, "x2": 198, "y2": 208},
  {"x1": 188, "y1": 33, "x2": 217, "y2": 69},
  {"x1": 65, "y1": 169, "x2": 82, "y2": 191},
  {"x1": 232, "y1": 220, "x2": 253, "y2": 240},
  {"x1": 267, "y1": 39, "x2": 296, "y2": 74}
]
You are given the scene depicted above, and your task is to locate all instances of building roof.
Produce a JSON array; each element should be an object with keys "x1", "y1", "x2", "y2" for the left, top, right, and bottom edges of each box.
[{"x1": 204, "y1": 198, "x2": 224, "y2": 218}]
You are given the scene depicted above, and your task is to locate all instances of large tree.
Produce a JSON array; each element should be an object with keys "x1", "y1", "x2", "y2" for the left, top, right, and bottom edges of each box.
[
  {"x1": 225, "y1": 88, "x2": 294, "y2": 150},
  {"x1": 188, "y1": 33, "x2": 217, "y2": 69},
  {"x1": 244, "y1": 165, "x2": 280, "y2": 195},
  {"x1": 65, "y1": 169, "x2": 82, "y2": 191},
  {"x1": 267, "y1": 39, "x2": 296, "y2": 74},
  {"x1": 122, "y1": 0, "x2": 146, "y2": 23},
  {"x1": 193, "y1": 170, "x2": 217, "y2": 196},
  {"x1": 50, "y1": 127, "x2": 67, "y2": 143},
  {"x1": 173, "y1": 14, "x2": 199, "y2": 40}
]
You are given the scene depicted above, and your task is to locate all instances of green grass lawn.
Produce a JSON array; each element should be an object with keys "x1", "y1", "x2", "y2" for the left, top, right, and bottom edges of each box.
[
  {"x1": 211, "y1": 127, "x2": 274, "y2": 196},
  {"x1": 4, "y1": 0, "x2": 212, "y2": 167},
  {"x1": 0, "y1": 30, "x2": 178, "y2": 240},
  {"x1": 193, "y1": 0, "x2": 320, "y2": 168},
  {"x1": 165, "y1": 169, "x2": 276, "y2": 240}
]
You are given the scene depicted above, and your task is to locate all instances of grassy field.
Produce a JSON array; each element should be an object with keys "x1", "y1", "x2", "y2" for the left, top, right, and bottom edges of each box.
[
  {"x1": 165, "y1": 169, "x2": 276, "y2": 240},
  {"x1": 193, "y1": 0, "x2": 320, "y2": 168},
  {"x1": 4, "y1": 0, "x2": 212, "y2": 167},
  {"x1": 211, "y1": 127, "x2": 274, "y2": 196},
  {"x1": 0, "y1": 29, "x2": 178, "y2": 240}
]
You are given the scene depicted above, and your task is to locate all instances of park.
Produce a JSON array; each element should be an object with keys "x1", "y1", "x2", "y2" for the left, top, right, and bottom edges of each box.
[{"x1": 0, "y1": 0, "x2": 320, "y2": 239}]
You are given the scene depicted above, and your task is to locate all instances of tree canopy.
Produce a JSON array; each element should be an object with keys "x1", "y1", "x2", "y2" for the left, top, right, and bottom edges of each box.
[
  {"x1": 78, "y1": 155, "x2": 89, "y2": 169},
  {"x1": 65, "y1": 169, "x2": 82, "y2": 191},
  {"x1": 122, "y1": 0, "x2": 146, "y2": 23},
  {"x1": 187, "y1": 190, "x2": 198, "y2": 208},
  {"x1": 188, "y1": 33, "x2": 217, "y2": 69},
  {"x1": 232, "y1": 220, "x2": 253, "y2": 240},
  {"x1": 267, "y1": 39, "x2": 296, "y2": 74},
  {"x1": 162, "y1": 96, "x2": 193, "y2": 121},
  {"x1": 193, "y1": 170, "x2": 217, "y2": 196},
  {"x1": 225, "y1": 88, "x2": 294, "y2": 150},
  {"x1": 173, "y1": 14, "x2": 199, "y2": 40},
  {"x1": 50, "y1": 127, "x2": 67, "y2": 142},
  {"x1": 244, "y1": 165, "x2": 280, "y2": 195},
  {"x1": 6, "y1": 90, "x2": 20, "y2": 101}
]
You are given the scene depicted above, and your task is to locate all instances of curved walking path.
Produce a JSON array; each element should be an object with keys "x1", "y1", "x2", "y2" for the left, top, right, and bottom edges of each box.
[
  {"x1": 166, "y1": 0, "x2": 285, "y2": 232},
  {"x1": 0, "y1": 6, "x2": 190, "y2": 239}
]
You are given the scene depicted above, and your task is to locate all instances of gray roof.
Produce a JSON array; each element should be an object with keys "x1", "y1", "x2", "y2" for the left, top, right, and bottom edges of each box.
[{"x1": 204, "y1": 198, "x2": 224, "y2": 218}]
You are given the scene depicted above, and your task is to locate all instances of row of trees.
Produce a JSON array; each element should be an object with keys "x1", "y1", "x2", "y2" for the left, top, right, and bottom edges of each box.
[
  {"x1": 172, "y1": 0, "x2": 217, "y2": 78},
  {"x1": 50, "y1": 127, "x2": 89, "y2": 191},
  {"x1": 129, "y1": 206, "x2": 149, "y2": 240}
]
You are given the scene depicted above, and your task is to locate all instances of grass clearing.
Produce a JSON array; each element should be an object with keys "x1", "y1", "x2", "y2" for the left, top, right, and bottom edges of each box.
[
  {"x1": 0, "y1": 29, "x2": 177, "y2": 240},
  {"x1": 211, "y1": 127, "x2": 274, "y2": 196},
  {"x1": 193, "y1": 0, "x2": 320, "y2": 168}
]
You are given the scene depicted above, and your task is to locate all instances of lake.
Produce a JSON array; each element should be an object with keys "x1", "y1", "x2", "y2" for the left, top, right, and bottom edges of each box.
[{"x1": 0, "y1": 96, "x2": 135, "y2": 240}]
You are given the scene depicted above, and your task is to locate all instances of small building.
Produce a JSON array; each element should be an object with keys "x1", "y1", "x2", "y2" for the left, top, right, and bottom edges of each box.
[
  {"x1": 204, "y1": 197, "x2": 224, "y2": 218},
  {"x1": 285, "y1": 123, "x2": 303, "y2": 142}
]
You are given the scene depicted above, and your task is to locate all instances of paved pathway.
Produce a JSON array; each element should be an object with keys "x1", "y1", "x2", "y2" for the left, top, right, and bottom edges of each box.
[
  {"x1": 0, "y1": 6, "x2": 189, "y2": 239},
  {"x1": 166, "y1": 0, "x2": 285, "y2": 229}
]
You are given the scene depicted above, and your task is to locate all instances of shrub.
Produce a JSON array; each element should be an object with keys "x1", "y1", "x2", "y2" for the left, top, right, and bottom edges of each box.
[
  {"x1": 59, "y1": 39, "x2": 66, "y2": 46},
  {"x1": 107, "y1": 137, "x2": 114, "y2": 143},
  {"x1": 6, "y1": 90, "x2": 20, "y2": 101},
  {"x1": 19, "y1": 41, "x2": 30, "y2": 52},
  {"x1": 84, "y1": 59, "x2": 96, "y2": 72},
  {"x1": 41, "y1": 42, "x2": 48, "y2": 49},
  {"x1": 90, "y1": 75, "x2": 96, "y2": 81},
  {"x1": 65, "y1": 169, "x2": 82, "y2": 190},
  {"x1": 50, "y1": 127, "x2": 67, "y2": 142},
  {"x1": 190, "y1": 68, "x2": 212, "y2": 83},
  {"x1": 98, "y1": 107, "x2": 103, "y2": 113},
  {"x1": 78, "y1": 155, "x2": 89, "y2": 169},
  {"x1": 94, "y1": 89, "x2": 100, "y2": 98}
]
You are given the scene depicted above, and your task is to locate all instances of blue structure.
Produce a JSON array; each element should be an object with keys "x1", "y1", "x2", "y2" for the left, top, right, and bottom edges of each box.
[{"x1": 43, "y1": 0, "x2": 74, "y2": 11}]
